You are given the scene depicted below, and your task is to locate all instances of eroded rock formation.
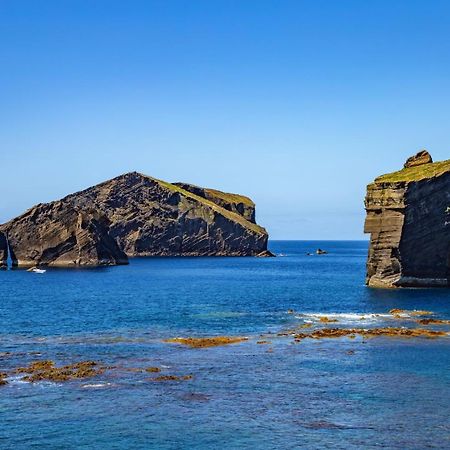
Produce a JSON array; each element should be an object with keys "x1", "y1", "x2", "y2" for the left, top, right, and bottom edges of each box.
[
  {"x1": 364, "y1": 151, "x2": 450, "y2": 287},
  {"x1": 404, "y1": 150, "x2": 433, "y2": 168},
  {"x1": 0, "y1": 232, "x2": 7, "y2": 268},
  {"x1": 0, "y1": 172, "x2": 269, "y2": 267},
  {"x1": 2, "y1": 204, "x2": 127, "y2": 267}
]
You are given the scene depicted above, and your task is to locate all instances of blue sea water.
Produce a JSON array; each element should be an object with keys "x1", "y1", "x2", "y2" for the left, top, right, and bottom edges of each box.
[{"x1": 1, "y1": 241, "x2": 449, "y2": 449}]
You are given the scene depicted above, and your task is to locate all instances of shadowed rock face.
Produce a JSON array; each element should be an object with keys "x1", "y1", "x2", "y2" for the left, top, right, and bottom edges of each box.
[
  {"x1": 0, "y1": 172, "x2": 268, "y2": 267},
  {"x1": 364, "y1": 151, "x2": 450, "y2": 288},
  {"x1": 1, "y1": 203, "x2": 128, "y2": 267},
  {"x1": 0, "y1": 232, "x2": 7, "y2": 268}
]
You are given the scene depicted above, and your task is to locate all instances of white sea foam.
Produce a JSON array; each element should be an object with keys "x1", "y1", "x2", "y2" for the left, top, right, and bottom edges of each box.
[
  {"x1": 6, "y1": 376, "x2": 62, "y2": 387},
  {"x1": 296, "y1": 312, "x2": 394, "y2": 324},
  {"x1": 6, "y1": 375, "x2": 27, "y2": 384},
  {"x1": 82, "y1": 382, "x2": 113, "y2": 389}
]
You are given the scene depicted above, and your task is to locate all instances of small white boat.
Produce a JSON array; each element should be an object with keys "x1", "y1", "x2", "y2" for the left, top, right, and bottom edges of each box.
[{"x1": 27, "y1": 267, "x2": 46, "y2": 274}]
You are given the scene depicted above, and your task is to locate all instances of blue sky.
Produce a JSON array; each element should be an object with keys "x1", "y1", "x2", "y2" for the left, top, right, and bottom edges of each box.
[{"x1": 1, "y1": 0, "x2": 449, "y2": 239}]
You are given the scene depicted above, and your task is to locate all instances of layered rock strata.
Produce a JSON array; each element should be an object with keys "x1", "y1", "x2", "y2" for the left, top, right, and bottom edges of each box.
[
  {"x1": 2, "y1": 204, "x2": 128, "y2": 267},
  {"x1": 404, "y1": 150, "x2": 433, "y2": 168},
  {"x1": 0, "y1": 172, "x2": 269, "y2": 267},
  {"x1": 174, "y1": 182, "x2": 256, "y2": 223},
  {"x1": 364, "y1": 151, "x2": 450, "y2": 287}
]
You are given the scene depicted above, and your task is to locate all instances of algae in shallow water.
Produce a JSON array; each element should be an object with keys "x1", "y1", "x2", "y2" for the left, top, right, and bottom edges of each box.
[
  {"x1": 16, "y1": 360, "x2": 103, "y2": 383},
  {"x1": 293, "y1": 327, "x2": 448, "y2": 341},
  {"x1": 149, "y1": 374, "x2": 193, "y2": 382},
  {"x1": 164, "y1": 336, "x2": 248, "y2": 348}
]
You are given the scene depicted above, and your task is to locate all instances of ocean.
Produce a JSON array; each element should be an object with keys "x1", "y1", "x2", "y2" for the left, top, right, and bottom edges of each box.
[{"x1": 1, "y1": 241, "x2": 449, "y2": 449}]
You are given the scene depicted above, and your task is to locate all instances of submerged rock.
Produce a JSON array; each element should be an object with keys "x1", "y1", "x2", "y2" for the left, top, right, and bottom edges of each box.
[
  {"x1": 0, "y1": 372, "x2": 8, "y2": 386},
  {"x1": 319, "y1": 316, "x2": 338, "y2": 323},
  {"x1": 388, "y1": 309, "x2": 433, "y2": 317},
  {"x1": 416, "y1": 318, "x2": 450, "y2": 325},
  {"x1": 293, "y1": 327, "x2": 447, "y2": 341},
  {"x1": 148, "y1": 374, "x2": 193, "y2": 382},
  {"x1": 164, "y1": 336, "x2": 248, "y2": 348},
  {"x1": 1, "y1": 172, "x2": 269, "y2": 267},
  {"x1": 16, "y1": 360, "x2": 104, "y2": 383},
  {"x1": 179, "y1": 392, "x2": 210, "y2": 402},
  {"x1": 389, "y1": 308, "x2": 405, "y2": 315},
  {"x1": 364, "y1": 152, "x2": 450, "y2": 287}
]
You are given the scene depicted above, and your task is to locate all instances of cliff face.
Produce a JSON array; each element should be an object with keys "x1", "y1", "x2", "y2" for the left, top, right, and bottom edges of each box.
[
  {"x1": 0, "y1": 232, "x2": 7, "y2": 268},
  {"x1": 173, "y1": 183, "x2": 256, "y2": 223},
  {"x1": 1, "y1": 172, "x2": 268, "y2": 267},
  {"x1": 364, "y1": 151, "x2": 450, "y2": 288},
  {"x1": 1, "y1": 203, "x2": 128, "y2": 267}
]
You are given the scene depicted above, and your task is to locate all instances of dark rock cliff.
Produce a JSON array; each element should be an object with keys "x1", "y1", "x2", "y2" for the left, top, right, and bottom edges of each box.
[
  {"x1": 1, "y1": 203, "x2": 128, "y2": 267},
  {"x1": 0, "y1": 172, "x2": 268, "y2": 267},
  {"x1": 0, "y1": 232, "x2": 7, "y2": 268},
  {"x1": 364, "y1": 151, "x2": 450, "y2": 288}
]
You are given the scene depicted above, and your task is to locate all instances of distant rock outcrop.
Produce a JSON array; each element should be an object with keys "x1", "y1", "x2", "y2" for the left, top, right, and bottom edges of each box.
[
  {"x1": 364, "y1": 151, "x2": 450, "y2": 288},
  {"x1": 0, "y1": 172, "x2": 269, "y2": 267}
]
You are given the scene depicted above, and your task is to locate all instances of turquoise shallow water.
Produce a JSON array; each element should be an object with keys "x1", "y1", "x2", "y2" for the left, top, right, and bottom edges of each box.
[{"x1": 1, "y1": 241, "x2": 449, "y2": 449}]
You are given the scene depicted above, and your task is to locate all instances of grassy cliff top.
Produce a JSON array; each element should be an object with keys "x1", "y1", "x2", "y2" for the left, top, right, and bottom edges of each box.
[
  {"x1": 174, "y1": 182, "x2": 254, "y2": 207},
  {"x1": 375, "y1": 159, "x2": 450, "y2": 183},
  {"x1": 203, "y1": 188, "x2": 254, "y2": 207},
  {"x1": 155, "y1": 178, "x2": 266, "y2": 235}
]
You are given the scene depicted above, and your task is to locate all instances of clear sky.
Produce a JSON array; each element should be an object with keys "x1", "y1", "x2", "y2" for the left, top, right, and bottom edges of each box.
[{"x1": 1, "y1": 0, "x2": 449, "y2": 239}]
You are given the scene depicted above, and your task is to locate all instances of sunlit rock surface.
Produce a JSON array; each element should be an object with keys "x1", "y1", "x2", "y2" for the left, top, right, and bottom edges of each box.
[
  {"x1": 364, "y1": 151, "x2": 450, "y2": 287},
  {"x1": 0, "y1": 172, "x2": 268, "y2": 267}
]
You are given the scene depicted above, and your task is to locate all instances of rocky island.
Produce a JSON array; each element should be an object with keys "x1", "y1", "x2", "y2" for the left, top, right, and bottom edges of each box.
[
  {"x1": 364, "y1": 151, "x2": 450, "y2": 288},
  {"x1": 0, "y1": 172, "x2": 269, "y2": 267}
]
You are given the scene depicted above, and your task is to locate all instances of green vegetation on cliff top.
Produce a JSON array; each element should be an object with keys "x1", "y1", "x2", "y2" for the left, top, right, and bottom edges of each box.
[
  {"x1": 175, "y1": 182, "x2": 254, "y2": 207},
  {"x1": 203, "y1": 188, "x2": 254, "y2": 207},
  {"x1": 375, "y1": 159, "x2": 450, "y2": 183},
  {"x1": 156, "y1": 178, "x2": 266, "y2": 235}
]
